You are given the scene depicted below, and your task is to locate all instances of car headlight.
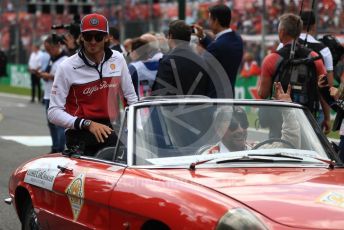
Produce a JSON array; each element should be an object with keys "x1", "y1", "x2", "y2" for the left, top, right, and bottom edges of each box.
[{"x1": 216, "y1": 208, "x2": 269, "y2": 230}]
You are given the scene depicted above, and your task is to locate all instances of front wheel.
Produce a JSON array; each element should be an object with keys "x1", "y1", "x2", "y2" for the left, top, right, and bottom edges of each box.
[{"x1": 22, "y1": 199, "x2": 39, "y2": 230}]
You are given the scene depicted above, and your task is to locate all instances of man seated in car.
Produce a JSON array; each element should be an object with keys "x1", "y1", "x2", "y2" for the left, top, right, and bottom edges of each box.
[{"x1": 202, "y1": 83, "x2": 301, "y2": 154}]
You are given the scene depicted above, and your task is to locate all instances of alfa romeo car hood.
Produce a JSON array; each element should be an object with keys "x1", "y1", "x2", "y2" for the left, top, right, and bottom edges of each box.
[{"x1": 163, "y1": 167, "x2": 344, "y2": 229}]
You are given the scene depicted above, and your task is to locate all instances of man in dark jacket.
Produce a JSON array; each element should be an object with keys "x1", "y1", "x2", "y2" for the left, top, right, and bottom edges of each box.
[
  {"x1": 194, "y1": 4, "x2": 243, "y2": 97},
  {"x1": 152, "y1": 20, "x2": 211, "y2": 96}
]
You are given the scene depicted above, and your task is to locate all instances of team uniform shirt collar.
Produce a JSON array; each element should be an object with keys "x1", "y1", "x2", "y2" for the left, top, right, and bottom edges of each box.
[
  {"x1": 215, "y1": 28, "x2": 233, "y2": 40},
  {"x1": 83, "y1": 51, "x2": 105, "y2": 68}
]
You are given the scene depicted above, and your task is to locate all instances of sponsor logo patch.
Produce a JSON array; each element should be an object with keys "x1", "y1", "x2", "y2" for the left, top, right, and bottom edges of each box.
[
  {"x1": 90, "y1": 18, "x2": 99, "y2": 26},
  {"x1": 66, "y1": 173, "x2": 86, "y2": 221},
  {"x1": 317, "y1": 191, "x2": 344, "y2": 209},
  {"x1": 83, "y1": 80, "x2": 118, "y2": 96},
  {"x1": 24, "y1": 158, "x2": 69, "y2": 191},
  {"x1": 73, "y1": 65, "x2": 86, "y2": 70}
]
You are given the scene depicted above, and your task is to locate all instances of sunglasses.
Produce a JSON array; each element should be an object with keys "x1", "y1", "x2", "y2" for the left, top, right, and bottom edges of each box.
[
  {"x1": 228, "y1": 109, "x2": 249, "y2": 131},
  {"x1": 83, "y1": 33, "x2": 106, "y2": 42}
]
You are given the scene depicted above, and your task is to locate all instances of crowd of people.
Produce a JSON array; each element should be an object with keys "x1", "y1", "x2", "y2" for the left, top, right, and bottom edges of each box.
[
  {"x1": 1, "y1": 0, "x2": 344, "y2": 64},
  {"x1": 1, "y1": 1, "x2": 344, "y2": 160},
  {"x1": 231, "y1": 0, "x2": 344, "y2": 35}
]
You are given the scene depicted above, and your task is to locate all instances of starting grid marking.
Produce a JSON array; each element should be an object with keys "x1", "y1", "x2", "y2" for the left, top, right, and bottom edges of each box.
[{"x1": 1, "y1": 136, "x2": 52, "y2": 146}]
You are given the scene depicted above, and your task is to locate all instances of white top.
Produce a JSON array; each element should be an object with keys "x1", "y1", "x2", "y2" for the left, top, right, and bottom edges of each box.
[
  {"x1": 28, "y1": 50, "x2": 42, "y2": 70},
  {"x1": 40, "y1": 51, "x2": 51, "y2": 72},
  {"x1": 48, "y1": 50, "x2": 138, "y2": 129},
  {"x1": 43, "y1": 55, "x2": 68, "y2": 100},
  {"x1": 299, "y1": 33, "x2": 333, "y2": 71}
]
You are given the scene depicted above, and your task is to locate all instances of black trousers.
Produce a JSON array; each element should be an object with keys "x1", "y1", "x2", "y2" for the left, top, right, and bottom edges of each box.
[
  {"x1": 65, "y1": 121, "x2": 118, "y2": 156},
  {"x1": 31, "y1": 73, "x2": 41, "y2": 102}
]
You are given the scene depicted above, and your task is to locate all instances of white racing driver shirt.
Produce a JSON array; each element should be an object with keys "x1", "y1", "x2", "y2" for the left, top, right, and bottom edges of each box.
[{"x1": 48, "y1": 48, "x2": 138, "y2": 130}]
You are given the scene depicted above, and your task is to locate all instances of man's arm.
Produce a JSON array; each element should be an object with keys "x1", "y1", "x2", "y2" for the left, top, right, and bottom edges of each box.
[
  {"x1": 320, "y1": 95, "x2": 331, "y2": 134},
  {"x1": 192, "y1": 24, "x2": 213, "y2": 49},
  {"x1": 121, "y1": 58, "x2": 138, "y2": 105},
  {"x1": 320, "y1": 47, "x2": 334, "y2": 86},
  {"x1": 48, "y1": 64, "x2": 77, "y2": 129},
  {"x1": 258, "y1": 54, "x2": 279, "y2": 99},
  {"x1": 274, "y1": 82, "x2": 301, "y2": 149}
]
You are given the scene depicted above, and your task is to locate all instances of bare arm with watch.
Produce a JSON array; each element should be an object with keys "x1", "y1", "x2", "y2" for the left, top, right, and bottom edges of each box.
[{"x1": 82, "y1": 120, "x2": 113, "y2": 143}]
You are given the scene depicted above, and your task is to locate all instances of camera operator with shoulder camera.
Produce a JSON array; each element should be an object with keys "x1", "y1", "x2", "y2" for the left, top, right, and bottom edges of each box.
[
  {"x1": 51, "y1": 15, "x2": 81, "y2": 56},
  {"x1": 48, "y1": 13, "x2": 138, "y2": 156}
]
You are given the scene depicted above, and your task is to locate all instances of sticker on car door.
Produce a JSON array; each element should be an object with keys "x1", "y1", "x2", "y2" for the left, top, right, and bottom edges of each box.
[{"x1": 65, "y1": 173, "x2": 86, "y2": 221}]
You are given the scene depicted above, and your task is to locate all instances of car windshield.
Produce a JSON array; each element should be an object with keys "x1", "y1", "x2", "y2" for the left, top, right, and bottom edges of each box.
[{"x1": 133, "y1": 102, "x2": 330, "y2": 166}]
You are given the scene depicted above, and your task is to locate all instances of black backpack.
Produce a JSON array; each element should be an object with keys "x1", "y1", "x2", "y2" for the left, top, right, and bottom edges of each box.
[
  {"x1": 274, "y1": 44, "x2": 319, "y2": 114},
  {"x1": 319, "y1": 35, "x2": 344, "y2": 67}
]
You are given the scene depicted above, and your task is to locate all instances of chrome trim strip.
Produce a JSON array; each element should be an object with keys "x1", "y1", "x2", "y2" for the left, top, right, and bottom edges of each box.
[
  {"x1": 130, "y1": 98, "x2": 304, "y2": 109},
  {"x1": 127, "y1": 105, "x2": 135, "y2": 167}
]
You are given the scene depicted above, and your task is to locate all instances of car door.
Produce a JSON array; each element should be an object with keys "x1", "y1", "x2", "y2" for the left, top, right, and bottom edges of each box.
[{"x1": 50, "y1": 154, "x2": 126, "y2": 229}]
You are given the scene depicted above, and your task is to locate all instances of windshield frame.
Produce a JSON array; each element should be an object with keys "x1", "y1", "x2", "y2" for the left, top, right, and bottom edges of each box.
[{"x1": 127, "y1": 98, "x2": 340, "y2": 167}]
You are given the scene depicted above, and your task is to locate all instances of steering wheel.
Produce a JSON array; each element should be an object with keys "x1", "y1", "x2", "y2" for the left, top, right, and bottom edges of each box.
[{"x1": 252, "y1": 138, "x2": 296, "y2": 150}]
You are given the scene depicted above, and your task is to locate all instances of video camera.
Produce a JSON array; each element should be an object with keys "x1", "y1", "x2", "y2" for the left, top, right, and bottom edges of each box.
[{"x1": 51, "y1": 15, "x2": 80, "y2": 44}]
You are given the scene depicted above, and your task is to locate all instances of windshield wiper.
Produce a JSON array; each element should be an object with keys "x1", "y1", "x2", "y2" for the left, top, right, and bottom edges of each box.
[
  {"x1": 248, "y1": 153, "x2": 303, "y2": 160},
  {"x1": 215, "y1": 155, "x2": 297, "y2": 164},
  {"x1": 249, "y1": 153, "x2": 336, "y2": 169},
  {"x1": 189, "y1": 154, "x2": 303, "y2": 171},
  {"x1": 189, "y1": 156, "x2": 283, "y2": 170},
  {"x1": 188, "y1": 153, "x2": 336, "y2": 171}
]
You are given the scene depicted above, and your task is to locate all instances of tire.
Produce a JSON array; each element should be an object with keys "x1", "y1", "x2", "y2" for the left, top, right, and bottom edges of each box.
[{"x1": 22, "y1": 199, "x2": 39, "y2": 230}]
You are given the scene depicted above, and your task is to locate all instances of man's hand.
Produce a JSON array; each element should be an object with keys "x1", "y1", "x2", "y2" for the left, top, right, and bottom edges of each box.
[
  {"x1": 273, "y1": 82, "x2": 292, "y2": 102},
  {"x1": 63, "y1": 33, "x2": 77, "y2": 50},
  {"x1": 322, "y1": 118, "x2": 331, "y2": 135},
  {"x1": 329, "y1": 87, "x2": 340, "y2": 100},
  {"x1": 318, "y1": 75, "x2": 329, "y2": 88},
  {"x1": 88, "y1": 121, "x2": 113, "y2": 143},
  {"x1": 192, "y1": 24, "x2": 205, "y2": 40},
  {"x1": 37, "y1": 72, "x2": 52, "y2": 81}
]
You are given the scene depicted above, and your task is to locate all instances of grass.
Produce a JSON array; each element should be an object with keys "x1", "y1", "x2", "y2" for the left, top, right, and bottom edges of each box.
[{"x1": 0, "y1": 85, "x2": 31, "y2": 96}]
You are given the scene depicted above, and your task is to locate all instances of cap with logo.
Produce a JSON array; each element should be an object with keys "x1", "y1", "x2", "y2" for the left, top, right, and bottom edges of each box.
[{"x1": 80, "y1": 13, "x2": 109, "y2": 34}]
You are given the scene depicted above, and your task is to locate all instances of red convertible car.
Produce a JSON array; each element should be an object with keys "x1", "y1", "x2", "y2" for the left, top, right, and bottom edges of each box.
[{"x1": 5, "y1": 98, "x2": 344, "y2": 229}]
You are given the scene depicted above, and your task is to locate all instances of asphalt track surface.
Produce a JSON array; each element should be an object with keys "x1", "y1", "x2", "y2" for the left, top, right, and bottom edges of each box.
[{"x1": 0, "y1": 93, "x2": 50, "y2": 230}]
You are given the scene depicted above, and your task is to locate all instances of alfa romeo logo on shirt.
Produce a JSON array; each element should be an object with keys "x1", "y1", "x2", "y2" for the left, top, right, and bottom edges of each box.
[{"x1": 90, "y1": 18, "x2": 99, "y2": 26}]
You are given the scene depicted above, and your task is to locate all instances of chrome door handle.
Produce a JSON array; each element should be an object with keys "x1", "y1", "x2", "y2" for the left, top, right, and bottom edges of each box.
[{"x1": 57, "y1": 165, "x2": 73, "y2": 173}]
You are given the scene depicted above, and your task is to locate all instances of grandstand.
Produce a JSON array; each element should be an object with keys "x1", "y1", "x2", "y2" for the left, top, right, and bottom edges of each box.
[{"x1": 0, "y1": 0, "x2": 343, "y2": 64}]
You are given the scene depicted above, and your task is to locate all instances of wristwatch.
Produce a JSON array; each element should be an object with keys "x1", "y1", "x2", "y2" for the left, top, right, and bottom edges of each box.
[{"x1": 82, "y1": 120, "x2": 92, "y2": 130}]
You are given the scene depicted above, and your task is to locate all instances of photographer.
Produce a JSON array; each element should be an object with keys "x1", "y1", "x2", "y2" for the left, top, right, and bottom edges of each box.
[
  {"x1": 62, "y1": 33, "x2": 79, "y2": 56},
  {"x1": 38, "y1": 36, "x2": 68, "y2": 153},
  {"x1": 51, "y1": 15, "x2": 81, "y2": 56},
  {"x1": 318, "y1": 73, "x2": 344, "y2": 161}
]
